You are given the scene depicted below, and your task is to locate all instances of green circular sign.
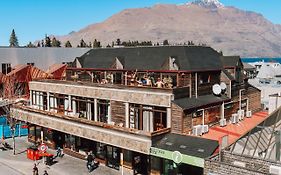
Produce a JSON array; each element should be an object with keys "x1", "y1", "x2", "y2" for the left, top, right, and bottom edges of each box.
[{"x1": 172, "y1": 151, "x2": 183, "y2": 164}]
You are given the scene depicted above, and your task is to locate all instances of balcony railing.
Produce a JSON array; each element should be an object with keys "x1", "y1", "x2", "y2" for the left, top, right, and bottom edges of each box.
[{"x1": 13, "y1": 104, "x2": 171, "y2": 137}]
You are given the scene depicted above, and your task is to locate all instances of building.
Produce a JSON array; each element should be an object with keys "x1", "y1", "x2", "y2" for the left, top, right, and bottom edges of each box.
[
  {"x1": 0, "y1": 47, "x2": 89, "y2": 72},
  {"x1": 204, "y1": 106, "x2": 281, "y2": 175},
  {"x1": 10, "y1": 46, "x2": 262, "y2": 174}
]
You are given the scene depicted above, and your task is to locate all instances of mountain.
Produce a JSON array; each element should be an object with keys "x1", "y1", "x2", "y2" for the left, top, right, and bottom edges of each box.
[{"x1": 56, "y1": 0, "x2": 281, "y2": 57}]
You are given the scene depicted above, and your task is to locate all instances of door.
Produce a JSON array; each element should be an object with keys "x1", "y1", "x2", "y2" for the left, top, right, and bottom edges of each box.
[{"x1": 106, "y1": 146, "x2": 120, "y2": 170}]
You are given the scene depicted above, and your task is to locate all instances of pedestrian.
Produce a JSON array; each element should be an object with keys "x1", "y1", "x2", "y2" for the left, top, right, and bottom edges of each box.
[
  {"x1": 56, "y1": 146, "x2": 62, "y2": 158},
  {"x1": 43, "y1": 170, "x2": 49, "y2": 175},
  {"x1": 33, "y1": 163, "x2": 38, "y2": 175}
]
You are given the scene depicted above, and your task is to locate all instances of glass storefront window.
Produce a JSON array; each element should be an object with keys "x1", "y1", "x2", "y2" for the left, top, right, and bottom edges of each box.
[
  {"x1": 96, "y1": 143, "x2": 106, "y2": 160},
  {"x1": 123, "y1": 149, "x2": 132, "y2": 167}
]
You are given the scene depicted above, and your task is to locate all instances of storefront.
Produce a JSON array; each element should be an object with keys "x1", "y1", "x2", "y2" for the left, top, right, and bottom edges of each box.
[
  {"x1": 28, "y1": 125, "x2": 149, "y2": 173},
  {"x1": 150, "y1": 133, "x2": 219, "y2": 175}
]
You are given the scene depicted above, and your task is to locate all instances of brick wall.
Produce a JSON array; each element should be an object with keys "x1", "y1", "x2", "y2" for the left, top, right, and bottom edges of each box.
[
  {"x1": 183, "y1": 113, "x2": 192, "y2": 134},
  {"x1": 171, "y1": 103, "x2": 183, "y2": 133}
]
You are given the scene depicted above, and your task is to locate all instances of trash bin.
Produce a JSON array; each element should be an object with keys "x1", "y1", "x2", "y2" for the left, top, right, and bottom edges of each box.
[{"x1": 27, "y1": 146, "x2": 40, "y2": 160}]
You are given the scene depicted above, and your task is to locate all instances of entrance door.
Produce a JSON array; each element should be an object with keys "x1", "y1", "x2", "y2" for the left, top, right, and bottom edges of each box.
[
  {"x1": 106, "y1": 146, "x2": 120, "y2": 170},
  {"x1": 133, "y1": 153, "x2": 148, "y2": 175},
  {"x1": 163, "y1": 159, "x2": 177, "y2": 175}
]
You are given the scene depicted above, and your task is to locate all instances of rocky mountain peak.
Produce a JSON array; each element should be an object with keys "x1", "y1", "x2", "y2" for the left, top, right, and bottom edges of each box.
[{"x1": 187, "y1": 0, "x2": 224, "y2": 8}]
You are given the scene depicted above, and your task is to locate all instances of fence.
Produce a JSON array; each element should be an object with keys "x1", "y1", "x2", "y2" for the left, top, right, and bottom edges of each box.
[{"x1": 0, "y1": 116, "x2": 28, "y2": 139}]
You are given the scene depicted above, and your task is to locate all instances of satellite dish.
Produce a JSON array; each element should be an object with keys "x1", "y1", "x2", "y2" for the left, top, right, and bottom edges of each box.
[
  {"x1": 220, "y1": 82, "x2": 227, "y2": 91},
  {"x1": 212, "y1": 84, "x2": 222, "y2": 95}
]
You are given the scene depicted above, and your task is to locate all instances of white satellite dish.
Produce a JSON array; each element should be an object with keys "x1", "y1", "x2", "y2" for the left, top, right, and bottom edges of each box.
[
  {"x1": 220, "y1": 82, "x2": 227, "y2": 91},
  {"x1": 212, "y1": 84, "x2": 222, "y2": 95}
]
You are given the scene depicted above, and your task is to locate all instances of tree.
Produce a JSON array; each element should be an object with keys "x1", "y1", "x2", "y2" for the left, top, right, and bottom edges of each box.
[
  {"x1": 26, "y1": 42, "x2": 35, "y2": 48},
  {"x1": 65, "y1": 41, "x2": 72, "y2": 48},
  {"x1": 45, "y1": 35, "x2": 51, "y2": 47},
  {"x1": 163, "y1": 39, "x2": 169, "y2": 46},
  {"x1": 9, "y1": 29, "x2": 19, "y2": 47},
  {"x1": 37, "y1": 42, "x2": 41, "y2": 47},
  {"x1": 93, "y1": 39, "x2": 101, "y2": 48},
  {"x1": 116, "y1": 38, "x2": 121, "y2": 46},
  {"x1": 78, "y1": 39, "x2": 87, "y2": 48},
  {"x1": 51, "y1": 37, "x2": 61, "y2": 47}
]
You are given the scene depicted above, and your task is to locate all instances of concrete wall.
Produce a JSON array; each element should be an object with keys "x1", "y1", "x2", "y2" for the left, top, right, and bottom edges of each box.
[
  {"x1": 11, "y1": 107, "x2": 152, "y2": 154},
  {"x1": 29, "y1": 81, "x2": 173, "y2": 107}
]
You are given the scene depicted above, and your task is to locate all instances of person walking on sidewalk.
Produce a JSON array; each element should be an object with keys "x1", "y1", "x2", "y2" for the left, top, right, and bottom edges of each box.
[
  {"x1": 43, "y1": 170, "x2": 49, "y2": 175},
  {"x1": 33, "y1": 164, "x2": 38, "y2": 175}
]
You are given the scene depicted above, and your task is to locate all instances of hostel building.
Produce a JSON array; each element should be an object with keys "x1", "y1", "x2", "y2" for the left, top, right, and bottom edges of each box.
[{"x1": 10, "y1": 46, "x2": 262, "y2": 174}]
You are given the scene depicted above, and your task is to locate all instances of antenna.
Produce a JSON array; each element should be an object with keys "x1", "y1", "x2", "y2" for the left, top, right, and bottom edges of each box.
[{"x1": 212, "y1": 84, "x2": 222, "y2": 95}]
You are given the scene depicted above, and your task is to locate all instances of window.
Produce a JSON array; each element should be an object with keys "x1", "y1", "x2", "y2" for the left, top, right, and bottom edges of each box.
[
  {"x1": 97, "y1": 100, "x2": 110, "y2": 123},
  {"x1": 27, "y1": 63, "x2": 34, "y2": 66},
  {"x1": 2, "y1": 63, "x2": 11, "y2": 74},
  {"x1": 199, "y1": 74, "x2": 211, "y2": 84}
]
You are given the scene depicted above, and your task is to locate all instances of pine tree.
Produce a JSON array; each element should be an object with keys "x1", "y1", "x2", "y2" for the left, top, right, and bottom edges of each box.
[
  {"x1": 9, "y1": 29, "x2": 19, "y2": 47},
  {"x1": 26, "y1": 42, "x2": 35, "y2": 48},
  {"x1": 51, "y1": 37, "x2": 61, "y2": 47},
  {"x1": 116, "y1": 38, "x2": 121, "y2": 46},
  {"x1": 65, "y1": 41, "x2": 72, "y2": 48},
  {"x1": 45, "y1": 35, "x2": 51, "y2": 47},
  {"x1": 79, "y1": 39, "x2": 87, "y2": 47},
  {"x1": 163, "y1": 39, "x2": 169, "y2": 46}
]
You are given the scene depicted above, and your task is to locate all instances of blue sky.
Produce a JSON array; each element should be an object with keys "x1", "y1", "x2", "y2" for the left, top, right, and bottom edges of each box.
[{"x1": 0, "y1": 0, "x2": 279, "y2": 46}]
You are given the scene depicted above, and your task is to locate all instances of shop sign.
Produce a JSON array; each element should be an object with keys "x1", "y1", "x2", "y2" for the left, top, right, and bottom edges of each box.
[
  {"x1": 38, "y1": 143, "x2": 48, "y2": 152},
  {"x1": 150, "y1": 147, "x2": 204, "y2": 168}
]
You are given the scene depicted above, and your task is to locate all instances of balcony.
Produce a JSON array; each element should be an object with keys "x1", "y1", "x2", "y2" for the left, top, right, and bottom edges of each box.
[{"x1": 10, "y1": 105, "x2": 170, "y2": 154}]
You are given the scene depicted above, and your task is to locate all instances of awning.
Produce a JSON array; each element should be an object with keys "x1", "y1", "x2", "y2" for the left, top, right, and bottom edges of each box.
[
  {"x1": 173, "y1": 94, "x2": 230, "y2": 111},
  {"x1": 151, "y1": 133, "x2": 219, "y2": 168}
]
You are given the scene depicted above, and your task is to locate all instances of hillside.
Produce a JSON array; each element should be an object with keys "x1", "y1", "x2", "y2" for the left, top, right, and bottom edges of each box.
[{"x1": 56, "y1": 0, "x2": 281, "y2": 57}]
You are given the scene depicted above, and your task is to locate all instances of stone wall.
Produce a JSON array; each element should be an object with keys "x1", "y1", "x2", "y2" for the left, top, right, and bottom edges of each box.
[
  {"x1": 171, "y1": 103, "x2": 183, "y2": 133},
  {"x1": 11, "y1": 107, "x2": 152, "y2": 154},
  {"x1": 29, "y1": 81, "x2": 173, "y2": 108}
]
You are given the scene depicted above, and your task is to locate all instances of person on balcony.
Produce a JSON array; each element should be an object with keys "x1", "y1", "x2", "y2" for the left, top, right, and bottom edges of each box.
[{"x1": 155, "y1": 78, "x2": 164, "y2": 88}]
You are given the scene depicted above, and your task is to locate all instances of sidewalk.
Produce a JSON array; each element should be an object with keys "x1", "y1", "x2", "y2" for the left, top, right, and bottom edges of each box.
[{"x1": 0, "y1": 137, "x2": 131, "y2": 175}]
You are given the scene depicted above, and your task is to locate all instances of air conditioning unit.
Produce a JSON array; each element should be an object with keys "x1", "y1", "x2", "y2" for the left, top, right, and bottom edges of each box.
[
  {"x1": 238, "y1": 110, "x2": 245, "y2": 120},
  {"x1": 220, "y1": 118, "x2": 227, "y2": 127},
  {"x1": 202, "y1": 125, "x2": 209, "y2": 133},
  {"x1": 192, "y1": 125, "x2": 203, "y2": 136},
  {"x1": 246, "y1": 111, "x2": 252, "y2": 118},
  {"x1": 231, "y1": 113, "x2": 239, "y2": 124},
  {"x1": 269, "y1": 165, "x2": 281, "y2": 175},
  {"x1": 233, "y1": 161, "x2": 246, "y2": 168}
]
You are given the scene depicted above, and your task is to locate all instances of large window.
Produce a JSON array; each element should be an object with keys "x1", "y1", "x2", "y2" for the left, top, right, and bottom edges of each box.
[
  {"x1": 97, "y1": 100, "x2": 110, "y2": 123},
  {"x1": 129, "y1": 104, "x2": 167, "y2": 132}
]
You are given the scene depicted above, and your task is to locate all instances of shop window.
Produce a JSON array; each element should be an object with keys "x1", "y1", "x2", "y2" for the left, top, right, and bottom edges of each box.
[
  {"x1": 96, "y1": 143, "x2": 106, "y2": 160},
  {"x1": 43, "y1": 128, "x2": 53, "y2": 144},
  {"x1": 123, "y1": 150, "x2": 132, "y2": 167},
  {"x1": 28, "y1": 126, "x2": 35, "y2": 141},
  {"x1": 65, "y1": 134, "x2": 77, "y2": 151},
  {"x1": 35, "y1": 126, "x2": 42, "y2": 143}
]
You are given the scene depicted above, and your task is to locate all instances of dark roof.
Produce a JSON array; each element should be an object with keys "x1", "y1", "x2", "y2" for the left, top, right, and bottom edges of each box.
[
  {"x1": 220, "y1": 56, "x2": 242, "y2": 68},
  {"x1": 76, "y1": 46, "x2": 223, "y2": 71},
  {"x1": 152, "y1": 133, "x2": 219, "y2": 158},
  {"x1": 173, "y1": 94, "x2": 230, "y2": 111}
]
